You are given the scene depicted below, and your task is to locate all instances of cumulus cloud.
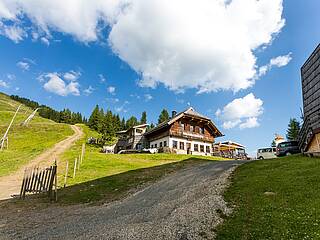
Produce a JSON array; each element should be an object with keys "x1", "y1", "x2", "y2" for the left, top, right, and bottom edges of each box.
[
  {"x1": 258, "y1": 52, "x2": 292, "y2": 77},
  {"x1": 42, "y1": 72, "x2": 80, "y2": 96},
  {"x1": 0, "y1": 0, "x2": 285, "y2": 92},
  {"x1": 107, "y1": 86, "x2": 116, "y2": 95},
  {"x1": 216, "y1": 93, "x2": 263, "y2": 129},
  {"x1": 0, "y1": 79, "x2": 9, "y2": 87}
]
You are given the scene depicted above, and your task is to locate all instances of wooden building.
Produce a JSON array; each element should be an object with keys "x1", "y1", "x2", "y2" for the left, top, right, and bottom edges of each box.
[
  {"x1": 144, "y1": 107, "x2": 223, "y2": 156},
  {"x1": 298, "y1": 44, "x2": 320, "y2": 153},
  {"x1": 115, "y1": 124, "x2": 148, "y2": 152}
]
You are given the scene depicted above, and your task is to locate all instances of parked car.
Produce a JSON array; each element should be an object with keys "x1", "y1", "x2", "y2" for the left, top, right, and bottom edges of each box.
[
  {"x1": 257, "y1": 147, "x2": 277, "y2": 159},
  {"x1": 276, "y1": 141, "x2": 300, "y2": 157}
]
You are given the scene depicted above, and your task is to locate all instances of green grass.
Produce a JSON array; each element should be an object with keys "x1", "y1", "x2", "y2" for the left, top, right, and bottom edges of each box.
[
  {"x1": 216, "y1": 155, "x2": 320, "y2": 240},
  {"x1": 0, "y1": 92, "x2": 74, "y2": 176},
  {"x1": 58, "y1": 124, "x2": 225, "y2": 204}
]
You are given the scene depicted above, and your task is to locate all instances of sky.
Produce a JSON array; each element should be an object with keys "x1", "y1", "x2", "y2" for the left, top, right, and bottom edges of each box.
[{"x1": 0, "y1": 0, "x2": 319, "y2": 156}]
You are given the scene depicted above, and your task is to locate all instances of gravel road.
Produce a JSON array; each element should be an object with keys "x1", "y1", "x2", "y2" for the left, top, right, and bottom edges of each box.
[{"x1": 0, "y1": 160, "x2": 244, "y2": 240}]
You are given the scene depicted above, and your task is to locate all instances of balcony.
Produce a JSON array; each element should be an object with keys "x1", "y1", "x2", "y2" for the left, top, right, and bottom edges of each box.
[{"x1": 170, "y1": 130, "x2": 213, "y2": 142}]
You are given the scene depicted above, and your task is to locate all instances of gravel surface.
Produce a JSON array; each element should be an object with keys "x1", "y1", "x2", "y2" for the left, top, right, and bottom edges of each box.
[{"x1": 0, "y1": 160, "x2": 244, "y2": 240}]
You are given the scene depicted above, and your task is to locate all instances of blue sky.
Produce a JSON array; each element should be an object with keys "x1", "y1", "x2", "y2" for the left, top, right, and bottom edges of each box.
[{"x1": 0, "y1": 0, "x2": 319, "y2": 156}]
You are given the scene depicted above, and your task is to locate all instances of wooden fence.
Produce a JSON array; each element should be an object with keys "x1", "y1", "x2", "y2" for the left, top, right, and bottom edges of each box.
[{"x1": 20, "y1": 162, "x2": 57, "y2": 201}]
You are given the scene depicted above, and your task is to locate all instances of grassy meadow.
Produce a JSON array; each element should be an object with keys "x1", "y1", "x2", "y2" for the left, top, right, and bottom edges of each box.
[
  {"x1": 216, "y1": 155, "x2": 320, "y2": 239},
  {"x1": 58, "y1": 124, "x2": 226, "y2": 204},
  {"x1": 0, "y1": 92, "x2": 73, "y2": 177}
]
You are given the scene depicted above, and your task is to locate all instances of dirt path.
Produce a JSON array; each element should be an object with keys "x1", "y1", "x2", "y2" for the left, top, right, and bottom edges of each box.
[
  {"x1": 0, "y1": 125, "x2": 83, "y2": 200},
  {"x1": 0, "y1": 160, "x2": 244, "y2": 240}
]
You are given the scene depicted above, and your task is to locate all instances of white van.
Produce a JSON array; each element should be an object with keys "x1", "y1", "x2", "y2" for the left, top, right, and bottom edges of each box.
[{"x1": 257, "y1": 147, "x2": 277, "y2": 159}]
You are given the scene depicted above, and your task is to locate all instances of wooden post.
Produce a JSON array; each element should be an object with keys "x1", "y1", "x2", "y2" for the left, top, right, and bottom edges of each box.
[
  {"x1": 64, "y1": 161, "x2": 69, "y2": 188},
  {"x1": 80, "y1": 143, "x2": 85, "y2": 164},
  {"x1": 73, "y1": 158, "x2": 77, "y2": 178},
  {"x1": 54, "y1": 161, "x2": 58, "y2": 202}
]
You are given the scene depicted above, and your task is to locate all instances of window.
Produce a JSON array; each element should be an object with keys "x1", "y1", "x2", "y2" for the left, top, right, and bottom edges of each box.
[
  {"x1": 200, "y1": 145, "x2": 204, "y2": 152},
  {"x1": 180, "y1": 122, "x2": 185, "y2": 130},
  {"x1": 136, "y1": 129, "x2": 143, "y2": 134},
  {"x1": 190, "y1": 125, "x2": 194, "y2": 132},
  {"x1": 164, "y1": 141, "x2": 167, "y2": 147},
  {"x1": 180, "y1": 142, "x2": 185, "y2": 150},
  {"x1": 151, "y1": 144, "x2": 153, "y2": 148},
  {"x1": 199, "y1": 127, "x2": 204, "y2": 134},
  {"x1": 155, "y1": 143, "x2": 157, "y2": 148},
  {"x1": 194, "y1": 144, "x2": 199, "y2": 152},
  {"x1": 160, "y1": 142, "x2": 163, "y2": 147},
  {"x1": 206, "y1": 146, "x2": 210, "y2": 153},
  {"x1": 173, "y1": 140, "x2": 178, "y2": 149}
]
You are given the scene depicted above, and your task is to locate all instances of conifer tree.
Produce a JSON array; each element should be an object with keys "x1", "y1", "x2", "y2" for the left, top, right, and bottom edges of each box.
[
  {"x1": 140, "y1": 111, "x2": 147, "y2": 124},
  {"x1": 286, "y1": 118, "x2": 301, "y2": 141},
  {"x1": 158, "y1": 109, "x2": 170, "y2": 124}
]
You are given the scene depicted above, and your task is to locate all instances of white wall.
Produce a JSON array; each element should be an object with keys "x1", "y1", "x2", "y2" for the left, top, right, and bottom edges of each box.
[
  {"x1": 150, "y1": 136, "x2": 170, "y2": 148},
  {"x1": 169, "y1": 136, "x2": 212, "y2": 156}
]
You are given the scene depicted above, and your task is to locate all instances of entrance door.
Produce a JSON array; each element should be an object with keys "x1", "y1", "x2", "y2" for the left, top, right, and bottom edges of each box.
[{"x1": 187, "y1": 143, "x2": 191, "y2": 154}]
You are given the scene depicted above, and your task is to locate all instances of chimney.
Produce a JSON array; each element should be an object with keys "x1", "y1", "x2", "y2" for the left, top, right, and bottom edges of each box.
[{"x1": 172, "y1": 110, "x2": 177, "y2": 119}]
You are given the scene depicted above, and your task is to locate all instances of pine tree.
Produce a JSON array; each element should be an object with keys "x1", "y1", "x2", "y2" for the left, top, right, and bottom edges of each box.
[
  {"x1": 286, "y1": 118, "x2": 301, "y2": 141},
  {"x1": 88, "y1": 105, "x2": 103, "y2": 131},
  {"x1": 158, "y1": 109, "x2": 170, "y2": 124},
  {"x1": 126, "y1": 116, "x2": 138, "y2": 129},
  {"x1": 121, "y1": 117, "x2": 126, "y2": 130},
  {"x1": 140, "y1": 111, "x2": 147, "y2": 124}
]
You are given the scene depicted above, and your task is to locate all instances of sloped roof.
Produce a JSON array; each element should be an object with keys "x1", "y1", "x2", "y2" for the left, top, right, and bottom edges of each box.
[{"x1": 145, "y1": 107, "x2": 223, "y2": 137}]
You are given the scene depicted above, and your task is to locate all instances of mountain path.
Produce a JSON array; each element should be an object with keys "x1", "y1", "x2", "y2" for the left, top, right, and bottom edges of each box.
[{"x1": 0, "y1": 125, "x2": 83, "y2": 200}]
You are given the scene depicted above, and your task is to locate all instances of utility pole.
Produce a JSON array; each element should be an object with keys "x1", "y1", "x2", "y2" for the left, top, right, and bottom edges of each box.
[
  {"x1": 21, "y1": 108, "x2": 40, "y2": 126},
  {"x1": 0, "y1": 104, "x2": 21, "y2": 151}
]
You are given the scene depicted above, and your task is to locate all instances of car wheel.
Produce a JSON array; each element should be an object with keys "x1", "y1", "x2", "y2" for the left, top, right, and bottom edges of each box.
[
  {"x1": 286, "y1": 152, "x2": 292, "y2": 156},
  {"x1": 258, "y1": 156, "x2": 264, "y2": 160}
]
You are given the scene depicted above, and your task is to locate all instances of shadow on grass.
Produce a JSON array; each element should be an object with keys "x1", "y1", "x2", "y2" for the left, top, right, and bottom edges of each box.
[{"x1": 57, "y1": 157, "x2": 217, "y2": 205}]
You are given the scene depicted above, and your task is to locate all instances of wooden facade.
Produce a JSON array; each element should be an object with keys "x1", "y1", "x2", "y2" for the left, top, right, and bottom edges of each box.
[
  {"x1": 144, "y1": 107, "x2": 223, "y2": 155},
  {"x1": 298, "y1": 44, "x2": 320, "y2": 152}
]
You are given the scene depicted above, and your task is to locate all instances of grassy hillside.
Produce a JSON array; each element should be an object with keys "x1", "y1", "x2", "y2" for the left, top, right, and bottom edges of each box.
[
  {"x1": 0, "y1": 92, "x2": 74, "y2": 177},
  {"x1": 216, "y1": 155, "x2": 320, "y2": 239}
]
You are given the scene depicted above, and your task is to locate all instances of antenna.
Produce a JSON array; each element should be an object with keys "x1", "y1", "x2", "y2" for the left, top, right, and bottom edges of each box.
[
  {"x1": 21, "y1": 108, "x2": 40, "y2": 126},
  {"x1": 0, "y1": 104, "x2": 22, "y2": 151}
]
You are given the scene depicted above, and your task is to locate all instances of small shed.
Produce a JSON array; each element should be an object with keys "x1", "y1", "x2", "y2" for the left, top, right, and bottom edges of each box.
[{"x1": 213, "y1": 141, "x2": 247, "y2": 159}]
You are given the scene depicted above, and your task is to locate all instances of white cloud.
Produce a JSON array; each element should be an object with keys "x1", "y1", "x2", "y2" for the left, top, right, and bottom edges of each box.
[
  {"x1": 40, "y1": 36, "x2": 50, "y2": 45},
  {"x1": 42, "y1": 72, "x2": 80, "y2": 96},
  {"x1": 0, "y1": 79, "x2": 8, "y2": 88},
  {"x1": 0, "y1": 0, "x2": 285, "y2": 93},
  {"x1": 7, "y1": 74, "x2": 15, "y2": 80},
  {"x1": 105, "y1": 97, "x2": 120, "y2": 103},
  {"x1": 258, "y1": 52, "x2": 292, "y2": 77},
  {"x1": 144, "y1": 94, "x2": 153, "y2": 102},
  {"x1": 98, "y1": 74, "x2": 106, "y2": 83},
  {"x1": 17, "y1": 61, "x2": 30, "y2": 71},
  {"x1": 63, "y1": 71, "x2": 81, "y2": 82},
  {"x1": 16, "y1": 58, "x2": 36, "y2": 71},
  {"x1": 0, "y1": 23, "x2": 26, "y2": 43},
  {"x1": 107, "y1": 86, "x2": 116, "y2": 95},
  {"x1": 216, "y1": 93, "x2": 263, "y2": 129},
  {"x1": 84, "y1": 86, "x2": 94, "y2": 96}
]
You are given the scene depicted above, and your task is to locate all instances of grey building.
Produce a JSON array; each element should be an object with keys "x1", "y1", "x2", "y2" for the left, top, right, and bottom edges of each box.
[{"x1": 298, "y1": 44, "x2": 320, "y2": 152}]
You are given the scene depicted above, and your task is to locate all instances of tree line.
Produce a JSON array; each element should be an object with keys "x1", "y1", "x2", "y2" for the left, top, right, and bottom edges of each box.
[
  {"x1": 11, "y1": 94, "x2": 173, "y2": 143},
  {"x1": 87, "y1": 105, "x2": 172, "y2": 142},
  {"x1": 10, "y1": 95, "x2": 86, "y2": 125}
]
